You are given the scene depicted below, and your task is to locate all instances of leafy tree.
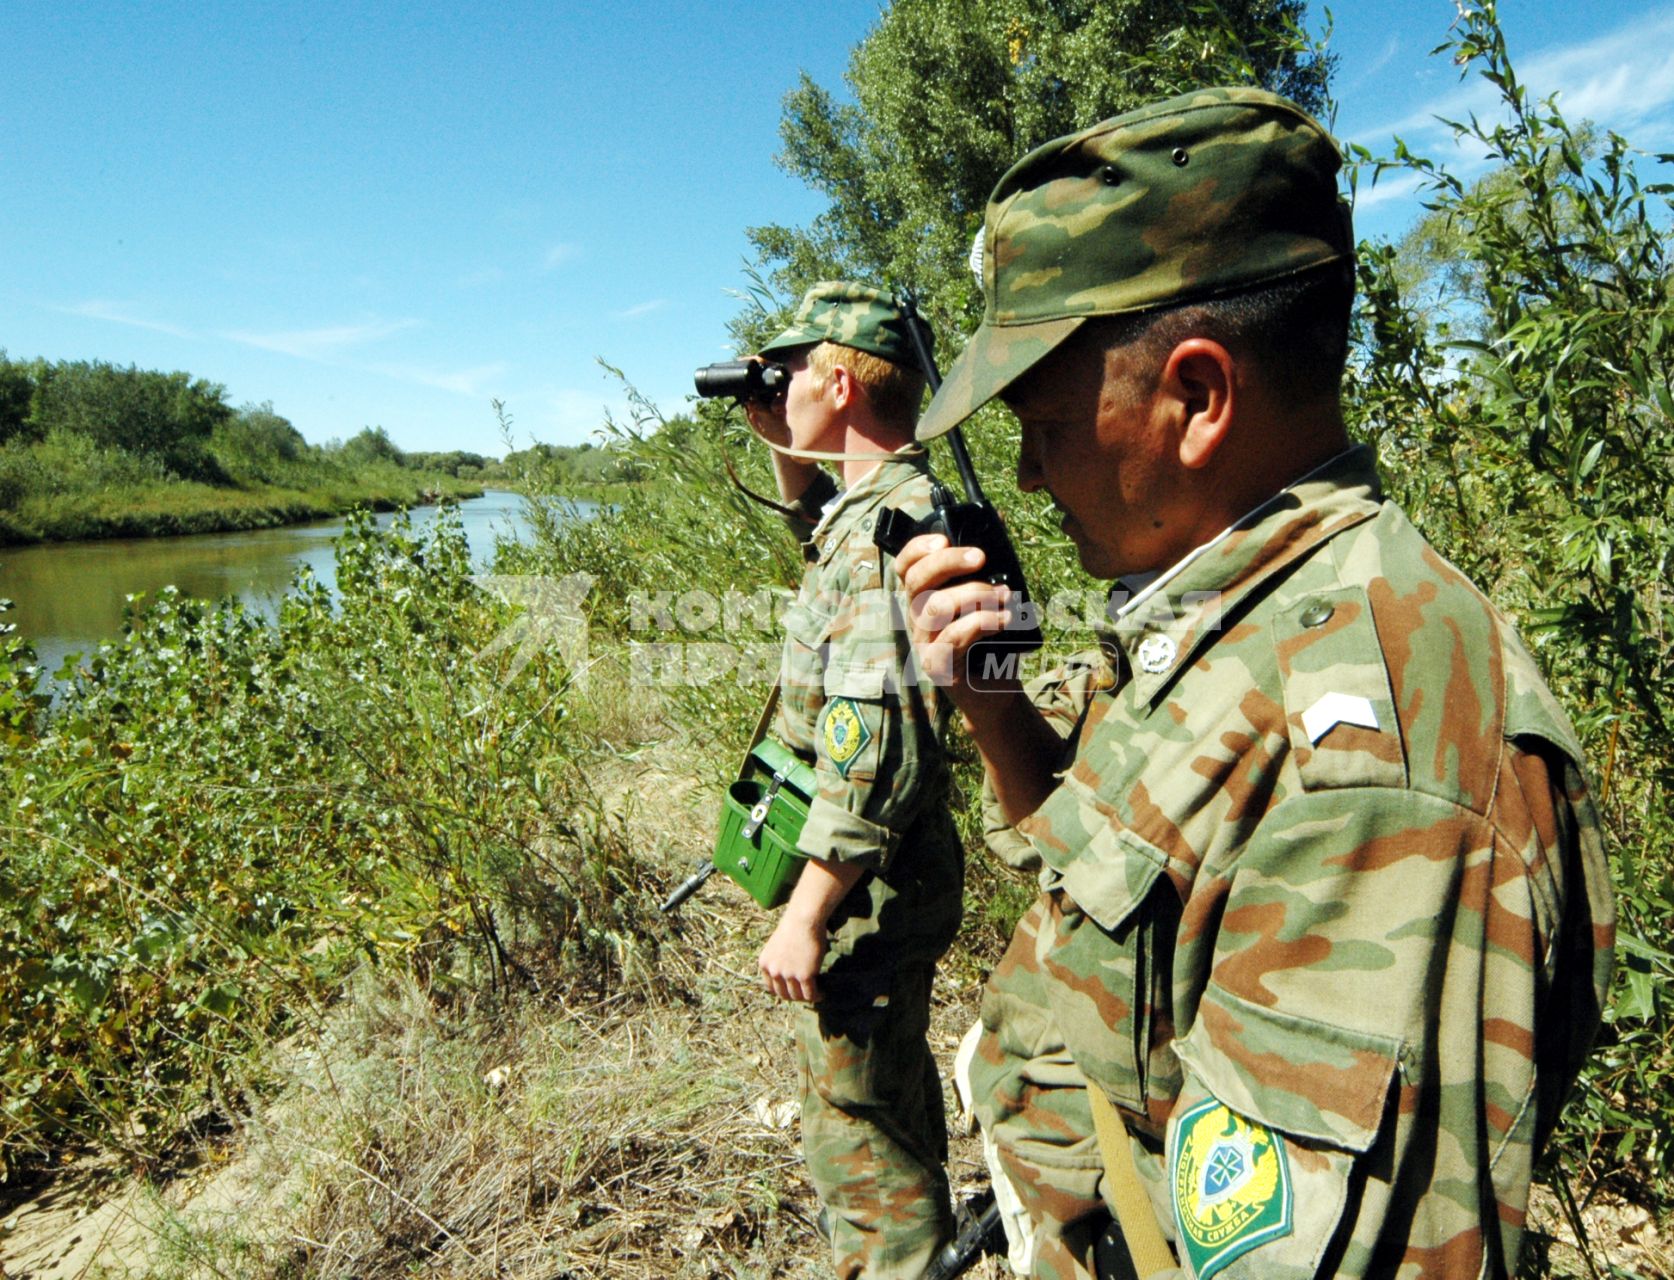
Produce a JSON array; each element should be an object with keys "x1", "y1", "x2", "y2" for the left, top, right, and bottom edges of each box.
[
  {"x1": 488, "y1": 439, "x2": 638, "y2": 487},
  {"x1": 336, "y1": 425, "x2": 406, "y2": 466},
  {"x1": 13, "y1": 359, "x2": 232, "y2": 481},
  {"x1": 235, "y1": 402, "x2": 308, "y2": 461},
  {"x1": 406, "y1": 449, "x2": 491, "y2": 477},
  {"x1": 208, "y1": 403, "x2": 311, "y2": 486},
  {"x1": 0, "y1": 353, "x2": 35, "y2": 445},
  {"x1": 744, "y1": 0, "x2": 1334, "y2": 352},
  {"x1": 1348, "y1": 0, "x2": 1674, "y2": 1197}
]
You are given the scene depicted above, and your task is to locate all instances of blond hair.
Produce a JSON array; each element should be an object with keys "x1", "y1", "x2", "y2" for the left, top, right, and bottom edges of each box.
[{"x1": 806, "y1": 341, "x2": 927, "y2": 427}]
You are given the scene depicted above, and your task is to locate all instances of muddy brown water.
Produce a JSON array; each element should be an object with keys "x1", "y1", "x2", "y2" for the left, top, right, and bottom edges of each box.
[{"x1": 0, "y1": 491, "x2": 565, "y2": 682}]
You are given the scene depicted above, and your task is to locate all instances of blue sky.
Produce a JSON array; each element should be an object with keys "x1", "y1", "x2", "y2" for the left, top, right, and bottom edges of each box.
[{"x1": 5, "y1": 1, "x2": 1672, "y2": 456}]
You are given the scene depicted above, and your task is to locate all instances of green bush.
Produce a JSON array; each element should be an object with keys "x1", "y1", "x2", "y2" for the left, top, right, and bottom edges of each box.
[
  {"x1": 0, "y1": 511, "x2": 652, "y2": 1178},
  {"x1": 1348, "y1": 0, "x2": 1673, "y2": 1201}
]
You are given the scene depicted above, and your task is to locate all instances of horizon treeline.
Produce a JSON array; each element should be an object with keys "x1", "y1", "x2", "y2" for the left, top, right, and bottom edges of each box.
[
  {"x1": 0, "y1": 353, "x2": 496, "y2": 486},
  {"x1": 0, "y1": 354, "x2": 639, "y2": 542}
]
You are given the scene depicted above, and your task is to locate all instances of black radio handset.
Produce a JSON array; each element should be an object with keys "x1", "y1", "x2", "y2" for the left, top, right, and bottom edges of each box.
[{"x1": 873, "y1": 293, "x2": 1044, "y2": 689}]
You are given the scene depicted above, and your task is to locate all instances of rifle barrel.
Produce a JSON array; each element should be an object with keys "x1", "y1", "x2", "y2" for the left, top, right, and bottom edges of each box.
[{"x1": 660, "y1": 861, "x2": 717, "y2": 914}]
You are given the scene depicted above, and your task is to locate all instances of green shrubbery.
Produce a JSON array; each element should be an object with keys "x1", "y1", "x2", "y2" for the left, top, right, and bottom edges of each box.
[
  {"x1": 0, "y1": 360, "x2": 485, "y2": 544},
  {"x1": 0, "y1": 511, "x2": 650, "y2": 1178},
  {"x1": 1347, "y1": 2, "x2": 1673, "y2": 1200}
]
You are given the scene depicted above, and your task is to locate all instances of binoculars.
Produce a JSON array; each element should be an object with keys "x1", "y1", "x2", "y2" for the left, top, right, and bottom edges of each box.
[{"x1": 693, "y1": 359, "x2": 789, "y2": 403}]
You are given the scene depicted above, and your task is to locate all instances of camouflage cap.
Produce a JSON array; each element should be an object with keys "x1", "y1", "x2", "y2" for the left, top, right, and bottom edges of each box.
[
  {"x1": 917, "y1": 87, "x2": 1353, "y2": 440},
  {"x1": 759, "y1": 282, "x2": 918, "y2": 367}
]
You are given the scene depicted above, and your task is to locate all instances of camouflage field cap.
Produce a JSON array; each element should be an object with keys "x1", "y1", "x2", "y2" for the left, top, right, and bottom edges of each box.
[
  {"x1": 759, "y1": 282, "x2": 918, "y2": 366},
  {"x1": 917, "y1": 87, "x2": 1353, "y2": 440}
]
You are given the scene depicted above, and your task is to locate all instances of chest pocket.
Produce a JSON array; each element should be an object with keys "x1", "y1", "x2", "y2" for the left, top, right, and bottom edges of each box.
[{"x1": 1021, "y1": 769, "x2": 1172, "y2": 1113}]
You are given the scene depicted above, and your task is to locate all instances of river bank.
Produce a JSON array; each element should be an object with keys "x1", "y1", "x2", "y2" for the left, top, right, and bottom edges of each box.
[
  {"x1": 0, "y1": 473, "x2": 485, "y2": 547},
  {"x1": 0, "y1": 489, "x2": 544, "y2": 682}
]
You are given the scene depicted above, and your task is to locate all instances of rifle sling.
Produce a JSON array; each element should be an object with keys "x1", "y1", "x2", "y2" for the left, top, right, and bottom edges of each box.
[
  {"x1": 739, "y1": 684, "x2": 781, "y2": 780},
  {"x1": 1087, "y1": 1084, "x2": 1177, "y2": 1280}
]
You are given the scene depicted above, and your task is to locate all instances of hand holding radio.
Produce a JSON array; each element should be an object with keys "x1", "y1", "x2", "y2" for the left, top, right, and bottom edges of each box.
[{"x1": 872, "y1": 293, "x2": 1043, "y2": 691}]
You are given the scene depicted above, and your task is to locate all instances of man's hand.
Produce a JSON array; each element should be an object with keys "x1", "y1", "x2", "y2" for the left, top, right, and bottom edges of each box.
[
  {"x1": 758, "y1": 903, "x2": 828, "y2": 1003},
  {"x1": 758, "y1": 856, "x2": 864, "y2": 1004},
  {"x1": 742, "y1": 393, "x2": 792, "y2": 449},
  {"x1": 740, "y1": 358, "x2": 823, "y2": 504},
  {"x1": 896, "y1": 533, "x2": 1016, "y2": 704},
  {"x1": 897, "y1": 531, "x2": 1068, "y2": 825}
]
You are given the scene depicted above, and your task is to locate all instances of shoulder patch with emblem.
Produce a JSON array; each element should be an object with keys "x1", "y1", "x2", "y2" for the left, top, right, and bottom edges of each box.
[
  {"x1": 821, "y1": 697, "x2": 871, "y2": 777},
  {"x1": 1172, "y1": 1098, "x2": 1292, "y2": 1279}
]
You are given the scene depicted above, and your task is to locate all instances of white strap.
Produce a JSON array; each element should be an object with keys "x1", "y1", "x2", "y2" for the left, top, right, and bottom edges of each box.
[{"x1": 759, "y1": 436, "x2": 926, "y2": 464}]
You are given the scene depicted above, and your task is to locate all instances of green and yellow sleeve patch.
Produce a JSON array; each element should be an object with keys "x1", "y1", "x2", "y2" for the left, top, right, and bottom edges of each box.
[
  {"x1": 1171, "y1": 1098, "x2": 1292, "y2": 1279},
  {"x1": 820, "y1": 697, "x2": 872, "y2": 778}
]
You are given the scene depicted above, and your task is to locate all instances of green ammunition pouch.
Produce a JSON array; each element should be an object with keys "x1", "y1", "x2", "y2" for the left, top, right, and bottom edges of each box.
[{"x1": 713, "y1": 736, "x2": 814, "y2": 909}]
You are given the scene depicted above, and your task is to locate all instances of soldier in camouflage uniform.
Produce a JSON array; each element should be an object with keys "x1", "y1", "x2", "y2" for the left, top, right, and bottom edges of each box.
[
  {"x1": 898, "y1": 89, "x2": 1616, "y2": 1279},
  {"x1": 742, "y1": 282, "x2": 963, "y2": 1278}
]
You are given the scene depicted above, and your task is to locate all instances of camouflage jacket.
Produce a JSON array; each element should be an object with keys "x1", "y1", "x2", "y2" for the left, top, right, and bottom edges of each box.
[
  {"x1": 775, "y1": 453, "x2": 963, "y2": 979},
  {"x1": 986, "y1": 446, "x2": 1615, "y2": 1278}
]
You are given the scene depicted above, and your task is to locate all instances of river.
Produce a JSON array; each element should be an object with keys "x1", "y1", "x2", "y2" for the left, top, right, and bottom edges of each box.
[{"x1": 0, "y1": 491, "x2": 563, "y2": 680}]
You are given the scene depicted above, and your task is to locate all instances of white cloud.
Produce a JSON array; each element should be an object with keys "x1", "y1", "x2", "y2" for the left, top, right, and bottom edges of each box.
[
  {"x1": 1351, "y1": 171, "x2": 1429, "y2": 213},
  {"x1": 1353, "y1": 7, "x2": 1674, "y2": 151},
  {"x1": 1342, "y1": 33, "x2": 1403, "y2": 94},
  {"x1": 367, "y1": 361, "x2": 511, "y2": 397},
  {"x1": 613, "y1": 298, "x2": 669, "y2": 320},
  {"x1": 225, "y1": 318, "x2": 421, "y2": 360},
  {"x1": 57, "y1": 299, "x2": 195, "y2": 339},
  {"x1": 542, "y1": 243, "x2": 580, "y2": 271}
]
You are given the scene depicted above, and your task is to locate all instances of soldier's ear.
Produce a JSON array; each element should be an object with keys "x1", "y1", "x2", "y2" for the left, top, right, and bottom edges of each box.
[
  {"x1": 1162, "y1": 339, "x2": 1235, "y2": 471},
  {"x1": 827, "y1": 363, "x2": 856, "y2": 411}
]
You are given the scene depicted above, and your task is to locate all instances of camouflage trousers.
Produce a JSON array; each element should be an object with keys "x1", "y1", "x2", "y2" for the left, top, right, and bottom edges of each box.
[
  {"x1": 968, "y1": 894, "x2": 1159, "y2": 1280},
  {"x1": 795, "y1": 963, "x2": 954, "y2": 1279}
]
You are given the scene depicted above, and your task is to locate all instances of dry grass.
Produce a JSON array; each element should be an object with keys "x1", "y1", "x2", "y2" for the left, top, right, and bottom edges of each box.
[
  {"x1": 112, "y1": 917, "x2": 991, "y2": 1278},
  {"x1": 6, "y1": 709, "x2": 1652, "y2": 1280},
  {"x1": 241, "y1": 976, "x2": 819, "y2": 1278},
  {"x1": 0, "y1": 718, "x2": 989, "y2": 1280}
]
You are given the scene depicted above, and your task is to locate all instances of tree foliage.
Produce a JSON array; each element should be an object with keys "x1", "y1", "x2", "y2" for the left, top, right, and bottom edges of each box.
[
  {"x1": 486, "y1": 439, "x2": 639, "y2": 488},
  {"x1": 744, "y1": 0, "x2": 1334, "y2": 352},
  {"x1": 1349, "y1": 0, "x2": 1674, "y2": 1197},
  {"x1": 3, "y1": 356, "x2": 235, "y2": 482}
]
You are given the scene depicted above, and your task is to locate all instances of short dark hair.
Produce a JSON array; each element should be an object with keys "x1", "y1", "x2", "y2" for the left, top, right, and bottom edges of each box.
[{"x1": 1088, "y1": 263, "x2": 1354, "y2": 403}]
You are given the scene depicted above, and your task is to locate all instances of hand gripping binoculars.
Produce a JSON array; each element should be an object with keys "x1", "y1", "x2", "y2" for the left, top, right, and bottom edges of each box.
[{"x1": 692, "y1": 358, "x2": 789, "y2": 403}]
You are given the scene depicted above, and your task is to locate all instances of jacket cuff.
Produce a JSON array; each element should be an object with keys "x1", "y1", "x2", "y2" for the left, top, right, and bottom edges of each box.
[
  {"x1": 782, "y1": 469, "x2": 839, "y2": 535},
  {"x1": 796, "y1": 795, "x2": 899, "y2": 871}
]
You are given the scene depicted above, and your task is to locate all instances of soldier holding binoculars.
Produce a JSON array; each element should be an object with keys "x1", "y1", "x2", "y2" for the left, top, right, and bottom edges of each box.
[{"x1": 717, "y1": 284, "x2": 966, "y2": 1279}]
